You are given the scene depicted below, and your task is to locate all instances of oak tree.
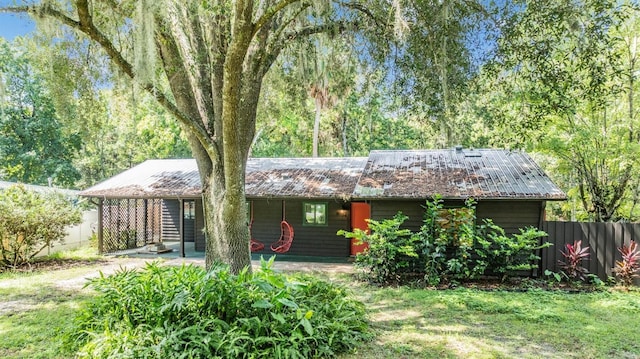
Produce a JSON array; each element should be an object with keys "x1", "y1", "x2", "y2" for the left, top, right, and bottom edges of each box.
[{"x1": 2, "y1": 0, "x2": 393, "y2": 272}]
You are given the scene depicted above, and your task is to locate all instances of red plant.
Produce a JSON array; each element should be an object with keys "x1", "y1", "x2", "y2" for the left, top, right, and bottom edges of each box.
[
  {"x1": 558, "y1": 240, "x2": 590, "y2": 281},
  {"x1": 614, "y1": 240, "x2": 640, "y2": 287}
]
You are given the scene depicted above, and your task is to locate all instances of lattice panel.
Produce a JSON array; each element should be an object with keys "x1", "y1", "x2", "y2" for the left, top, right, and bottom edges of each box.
[{"x1": 101, "y1": 199, "x2": 162, "y2": 253}]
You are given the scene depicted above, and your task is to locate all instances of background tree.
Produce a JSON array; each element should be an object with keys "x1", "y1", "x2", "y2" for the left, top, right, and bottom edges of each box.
[
  {"x1": 471, "y1": 0, "x2": 640, "y2": 222},
  {"x1": 0, "y1": 38, "x2": 80, "y2": 187}
]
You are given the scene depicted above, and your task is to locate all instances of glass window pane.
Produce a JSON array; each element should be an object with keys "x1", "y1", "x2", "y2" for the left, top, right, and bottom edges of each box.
[{"x1": 303, "y1": 202, "x2": 327, "y2": 226}]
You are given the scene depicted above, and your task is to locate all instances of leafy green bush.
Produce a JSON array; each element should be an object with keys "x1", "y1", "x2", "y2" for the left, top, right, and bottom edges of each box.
[
  {"x1": 338, "y1": 196, "x2": 549, "y2": 285},
  {"x1": 0, "y1": 184, "x2": 81, "y2": 267},
  {"x1": 65, "y1": 258, "x2": 370, "y2": 358},
  {"x1": 339, "y1": 213, "x2": 418, "y2": 284},
  {"x1": 475, "y1": 220, "x2": 550, "y2": 280}
]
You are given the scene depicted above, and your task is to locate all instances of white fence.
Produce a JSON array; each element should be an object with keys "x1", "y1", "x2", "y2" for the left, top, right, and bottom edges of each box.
[{"x1": 35, "y1": 210, "x2": 98, "y2": 257}]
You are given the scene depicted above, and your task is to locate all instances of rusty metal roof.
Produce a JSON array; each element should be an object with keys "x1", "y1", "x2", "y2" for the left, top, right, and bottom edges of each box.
[
  {"x1": 353, "y1": 149, "x2": 566, "y2": 200},
  {"x1": 79, "y1": 159, "x2": 201, "y2": 199},
  {"x1": 245, "y1": 157, "x2": 367, "y2": 199},
  {"x1": 80, "y1": 157, "x2": 368, "y2": 199},
  {"x1": 80, "y1": 149, "x2": 566, "y2": 201}
]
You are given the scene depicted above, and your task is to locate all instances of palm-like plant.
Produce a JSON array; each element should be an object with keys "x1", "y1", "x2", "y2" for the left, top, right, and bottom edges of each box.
[
  {"x1": 614, "y1": 240, "x2": 640, "y2": 287},
  {"x1": 558, "y1": 240, "x2": 590, "y2": 281}
]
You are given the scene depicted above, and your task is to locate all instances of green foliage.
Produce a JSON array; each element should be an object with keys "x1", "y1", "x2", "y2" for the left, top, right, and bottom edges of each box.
[
  {"x1": 338, "y1": 197, "x2": 549, "y2": 285},
  {"x1": 558, "y1": 240, "x2": 591, "y2": 282},
  {"x1": 614, "y1": 240, "x2": 640, "y2": 287},
  {"x1": 339, "y1": 213, "x2": 416, "y2": 284},
  {"x1": 475, "y1": 220, "x2": 551, "y2": 280},
  {"x1": 472, "y1": 0, "x2": 640, "y2": 222},
  {"x1": 0, "y1": 185, "x2": 81, "y2": 268},
  {"x1": 0, "y1": 39, "x2": 80, "y2": 187},
  {"x1": 66, "y1": 259, "x2": 370, "y2": 358}
]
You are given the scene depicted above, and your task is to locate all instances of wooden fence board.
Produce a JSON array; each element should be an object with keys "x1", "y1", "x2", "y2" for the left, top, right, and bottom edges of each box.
[{"x1": 541, "y1": 221, "x2": 640, "y2": 281}]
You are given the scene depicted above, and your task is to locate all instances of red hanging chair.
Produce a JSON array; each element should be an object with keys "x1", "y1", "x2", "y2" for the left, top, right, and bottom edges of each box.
[
  {"x1": 271, "y1": 201, "x2": 294, "y2": 253},
  {"x1": 249, "y1": 202, "x2": 265, "y2": 252}
]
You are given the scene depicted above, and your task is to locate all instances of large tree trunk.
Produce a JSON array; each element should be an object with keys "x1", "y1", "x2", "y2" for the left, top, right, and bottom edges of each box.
[{"x1": 201, "y1": 166, "x2": 250, "y2": 273}]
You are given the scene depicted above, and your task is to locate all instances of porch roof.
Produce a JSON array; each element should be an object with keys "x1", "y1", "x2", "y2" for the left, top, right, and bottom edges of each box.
[
  {"x1": 79, "y1": 157, "x2": 368, "y2": 199},
  {"x1": 79, "y1": 159, "x2": 201, "y2": 199}
]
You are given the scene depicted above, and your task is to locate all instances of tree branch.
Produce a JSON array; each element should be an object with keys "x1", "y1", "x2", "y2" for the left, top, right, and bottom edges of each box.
[{"x1": 253, "y1": 0, "x2": 305, "y2": 37}]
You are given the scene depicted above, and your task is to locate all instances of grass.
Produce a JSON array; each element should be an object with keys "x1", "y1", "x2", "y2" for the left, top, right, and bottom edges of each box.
[
  {"x1": 0, "y1": 253, "x2": 639, "y2": 359},
  {"x1": 341, "y1": 280, "x2": 640, "y2": 359}
]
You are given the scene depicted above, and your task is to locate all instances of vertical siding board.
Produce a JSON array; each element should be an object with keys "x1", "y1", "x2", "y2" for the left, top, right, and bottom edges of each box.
[
  {"x1": 594, "y1": 223, "x2": 605, "y2": 279},
  {"x1": 550, "y1": 221, "x2": 557, "y2": 272},
  {"x1": 633, "y1": 224, "x2": 640, "y2": 243},
  {"x1": 611, "y1": 223, "x2": 623, "y2": 278},
  {"x1": 609, "y1": 224, "x2": 619, "y2": 278},
  {"x1": 542, "y1": 221, "x2": 554, "y2": 273},
  {"x1": 540, "y1": 222, "x2": 548, "y2": 273},
  {"x1": 582, "y1": 222, "x2": 597, "y2": 276}
]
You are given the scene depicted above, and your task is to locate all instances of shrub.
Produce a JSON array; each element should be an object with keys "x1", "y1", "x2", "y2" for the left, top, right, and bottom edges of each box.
[
  {"x1": 558, "y1": 240, "x2": 590, "y2": 281},
  {"x1": 0, "y1": 184, "x2": 81, "y2": 268},
  {"x1": 614, "y1": 240, "x2": 640, "y2": 287},
  {"x1": 419, "y1": 197, "x2": 478, "y2": 282},
  {"x1": 339, "y1": 213, "x2": 417, "y2": 284},
  {"x1": 65, "y1": 258, "x2": 370, "y2": 358},
  {"x1": 475, "y1": 220, "x2": 550, "y2": 281}
]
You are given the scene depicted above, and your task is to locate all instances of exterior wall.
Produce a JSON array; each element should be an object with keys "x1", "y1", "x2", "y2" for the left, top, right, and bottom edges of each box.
[
  {"x1": 188, "y1": 197, "x2": 544, "y2": 256},
  {"x1": 183, "y1": 200, "x2": 195, "y2": 243},
  {"x1": 161, "y1": 200, "x2": 181, "y2": 242},
  {"x1": 371, "y1": 199, "x2": 544, "y2": 234},
  {"x1": 35, "y1": 210, "x2": 98, "y2": 257},
  {"x1": 249, "y1": 199, "x2": 351, "y2": 257},
  {"x1": 476, "y1": 200, "x2": 543, "y2": 235},
  {"x1": 370, "y1": 200, "x2": 426, "y2": 232}
]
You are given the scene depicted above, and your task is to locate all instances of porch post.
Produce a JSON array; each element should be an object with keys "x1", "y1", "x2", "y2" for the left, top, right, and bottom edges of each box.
[
  {"x1": 179, "y1": 198, "x2": 185, "y2": 258},
  {"x1": 98, "y1": 198, "x2": 104, "y2": 254}
]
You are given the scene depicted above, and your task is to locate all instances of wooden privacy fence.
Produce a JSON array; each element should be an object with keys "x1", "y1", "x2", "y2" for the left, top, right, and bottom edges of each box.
[{"x1": 541, "y1": 221, "x2": 640, "y2": 280}]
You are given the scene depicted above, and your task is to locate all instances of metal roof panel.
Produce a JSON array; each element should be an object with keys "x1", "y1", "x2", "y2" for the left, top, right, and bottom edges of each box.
[{"x1": 353, "y1": 149, "x2": 566, "y2": 200}]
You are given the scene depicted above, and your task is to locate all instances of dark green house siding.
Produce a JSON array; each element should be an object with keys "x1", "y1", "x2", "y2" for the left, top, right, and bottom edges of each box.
[
  {"x1": 370, "y1": 199, "x2": 544, "y2": 235},
  {"x1": 249, "y1": 199, "x2": 351, "y2": 257}
]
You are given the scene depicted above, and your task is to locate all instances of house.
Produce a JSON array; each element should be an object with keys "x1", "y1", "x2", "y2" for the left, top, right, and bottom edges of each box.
[{"x1": 79, "y1": 148, "x2": 566, "y2": 257}]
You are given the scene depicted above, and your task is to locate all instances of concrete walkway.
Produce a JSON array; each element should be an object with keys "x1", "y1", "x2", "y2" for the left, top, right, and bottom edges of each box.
[
  {"x1": 107, "y1": 241, "x2": 356, "y2": 274},
  {"x1": 164, "y1": 256, "x2": 355, "y2": 274}
]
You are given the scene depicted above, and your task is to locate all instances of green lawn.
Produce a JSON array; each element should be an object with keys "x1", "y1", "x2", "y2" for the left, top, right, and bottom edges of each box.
[
  {"x1": 0, "y1": 257, "x2": 639, "y2": 359},
  {"x1": 343, "y1": 281, "x2": 640, "y2": 359}
]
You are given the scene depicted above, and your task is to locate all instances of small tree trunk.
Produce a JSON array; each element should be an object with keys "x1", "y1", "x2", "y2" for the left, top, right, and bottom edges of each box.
[
  {"x1": 341, "y1": 112, "x2": 349, "y2": 156},
  {"x1": 312, "y1": 96, "x2": 322, "y2": 157}
]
